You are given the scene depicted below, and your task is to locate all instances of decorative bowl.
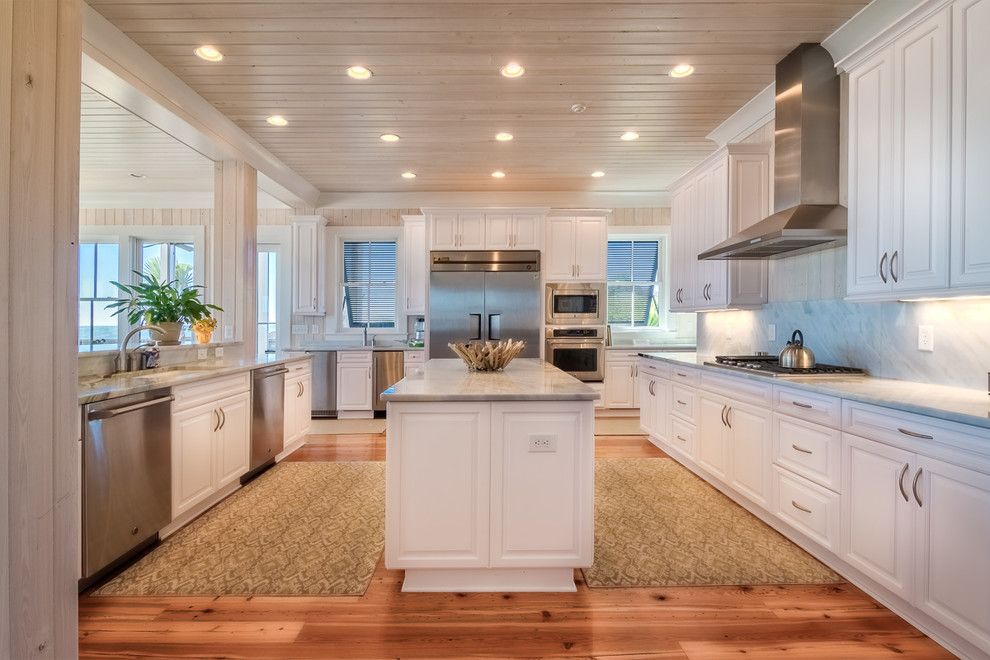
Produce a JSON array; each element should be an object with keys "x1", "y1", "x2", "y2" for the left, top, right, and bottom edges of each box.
[{"x1": 448, "y1": 339, "x2": 526, "y2": 372}]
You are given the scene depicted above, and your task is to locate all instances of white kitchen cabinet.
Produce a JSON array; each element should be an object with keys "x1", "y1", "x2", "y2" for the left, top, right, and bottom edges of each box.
[
  {"x1": 337, "y1": 351, "x2": 374, "y2": 413},
  {"x1": 172, "y1": 403, "x2": 217, "y2": 516},
  {"x1": 402, "y1": 215, "x2": 427, "y2": 315},
  {"x1": 510, "y1": 213, "x2": 542, "y2": 250},
  {"x1": 669, "y1": 183, "x2": 696, "y2": 311},
  {"x1": 291, "y1": 216, "x2": 326, "y2": 315},
  {"x1": 284, "y1": 366, "x2": 313, "y2": 455},
  {"x1": 638, "y1": 370, "x2": 669, "y2": 445},
  {"x1": 603, "y1": 353, "x2": 639, "y2": 409},
  {"x1": 544, "y1": 215, "x2": 608, "y2": 281},
  {"x1": 214, "y1": 391, "x2": 251, "y2": 490},
  {"x1": 724, "y1": 400, "x2": 771, "y2": 506},
  {"x1": 484, "y1": 213, "x2": 542, "y2": 250},
  {"x1": 697, "y1": 392, "x2": 729, "y2": 480},
  {"x1": 430, "y1": 212, "x2": 485, "y2": 250},
  {"x1": 430, "y1": 212, "x2": 459, "y2": 250}
]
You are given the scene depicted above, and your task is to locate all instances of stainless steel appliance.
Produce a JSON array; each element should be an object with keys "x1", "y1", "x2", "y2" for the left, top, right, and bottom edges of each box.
[
  {"x1": 82, "y1": 388, "x2": 173, "y2": 580},
  {"x1": 545, "y1": 282, "x2": 605, "y2": 325},
  {"x1": 705, "y1": 355, "x2": 865, "y2": 378},
  {"x1": 249, "y1": 365, "x2": 287, "y2": 474},
  {"x1": 308, "y1": 350, "x2": 338, "y2": 418},
  {"x1": 699, "y1": 44, "x2": 847, "y2": 260},
  {"x1": 778, "y1": 330, "x2": 816, "y2": 369},
  {"x1": 373, "y1": 351, "x2": 405, "y2": 412},
  {"x1": 545, "y1": 326, "x2": 606, "y2": 381},
  {"x1": 429, "y1": 250, "x2": 541, "y2": 357}
]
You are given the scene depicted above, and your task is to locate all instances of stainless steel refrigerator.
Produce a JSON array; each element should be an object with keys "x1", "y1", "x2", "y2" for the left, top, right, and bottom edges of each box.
[{"x1": 428, "y1": 250, "x2": 541, "y2": 358}]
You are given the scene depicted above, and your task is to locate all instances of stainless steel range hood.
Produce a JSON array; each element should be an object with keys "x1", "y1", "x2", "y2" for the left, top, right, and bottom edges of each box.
[{"x1": 700, "y1": 43, "x2": 846, "y2": 260}]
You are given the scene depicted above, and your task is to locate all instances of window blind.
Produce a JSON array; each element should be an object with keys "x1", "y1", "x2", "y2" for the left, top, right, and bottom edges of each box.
[
  {"x1": 342, "y1": 241, "x2": 397, "y2": 328},
  {"x1": 607, "y1": 240, "x2": 660, "y2": 326}
]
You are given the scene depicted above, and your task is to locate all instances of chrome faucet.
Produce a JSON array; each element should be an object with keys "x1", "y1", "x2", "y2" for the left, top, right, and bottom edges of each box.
[{"x1": 117, "y1": 325, "x2": 165, "y2": 373}]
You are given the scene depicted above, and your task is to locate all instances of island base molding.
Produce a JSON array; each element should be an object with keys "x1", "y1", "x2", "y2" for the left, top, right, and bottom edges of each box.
[{"x1": 401, "y1": 568, "x2": 578, "y2": 593}]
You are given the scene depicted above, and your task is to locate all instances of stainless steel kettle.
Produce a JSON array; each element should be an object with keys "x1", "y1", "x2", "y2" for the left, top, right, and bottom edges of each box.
[{"x1": 779, "y1": 330, "x2": 816, "y2": 369}]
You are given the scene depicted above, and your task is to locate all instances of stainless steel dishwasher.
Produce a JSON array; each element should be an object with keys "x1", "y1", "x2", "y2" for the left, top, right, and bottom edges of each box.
[
  {"x1": 82, "y1": 388, "x2": 173, "y2": 580},
  {"x1": 373, "y1": 351, "x2": 405, "y2": 413},
  {"x1": 248, "y1": 364, "x2": 288, "y2": 476}
]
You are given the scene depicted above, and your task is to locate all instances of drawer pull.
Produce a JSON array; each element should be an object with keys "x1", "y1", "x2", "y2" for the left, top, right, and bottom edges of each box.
[
  {"x1": 791, "y1": 500, "x2": 812, "y2": 514},
  {"x1": 675, "y1": 372, "x2": 688, "y2": 378},
  {"x1": 898, "y1": 427, "x2": 934, "y2": 440},
  {"x1": 676, "y1": 435, "x2": 687, "y2": 442},
  {"x1": 792, "y1": 401, "x2": 813, "y2": 409},
  {"x1": 791, "y1": 444, "x2": 813, "y2": 455},
  {"x1": 912, "y1": 468, "x2": 924, "y2": 507},
  {"x1": 676, "y1": 400, "x2": 687, "y2": 406},
  {"x1": 898, "y1": 463, "x2": 910, "y2": 502}
]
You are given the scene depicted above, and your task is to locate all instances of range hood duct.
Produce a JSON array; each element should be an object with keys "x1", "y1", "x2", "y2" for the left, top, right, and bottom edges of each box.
[{"x1": 700, "y1": 43, "x2": 846, "y2": 260}]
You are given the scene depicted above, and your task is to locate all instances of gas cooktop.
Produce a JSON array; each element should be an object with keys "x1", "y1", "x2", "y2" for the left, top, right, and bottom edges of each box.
[{"x1": 704, "y1": 355, "x2": 866, "y2": 378}]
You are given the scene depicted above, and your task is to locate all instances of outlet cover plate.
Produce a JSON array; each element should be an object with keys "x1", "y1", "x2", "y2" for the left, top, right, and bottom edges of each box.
[
  {"x1": 528, "y1": 434, "x2": 556, "y2": 453},
  {"x1": 918, "y1": 325, "x2": 935, "y2": 352},
  {"x1": 215, "y1": 347, "x2": 224, "y2": 359},
  {"x1": 768, "y1": 324, "x2": 777, "y2": 342},
  {"x1": 197, "y1": 349, "x2": 208, "y2": 360}
]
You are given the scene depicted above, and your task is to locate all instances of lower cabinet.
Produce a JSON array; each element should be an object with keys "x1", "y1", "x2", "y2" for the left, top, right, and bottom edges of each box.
[
  {"x1": 638, "y1": 371, "x2": 668, "y2": 441},
  {"x1": 284, "y1": 368, "x2": 313, "y2": 452},
  {"x1": 697, "y1": 393, "x2": 730, "y2": 480},
  {"x1": 604, "y1": 355, "x2": 639, "y2": 409},
  {"x1": 724, "y1": 401, "x2": 772, "y2": 507},
  {"x1": 337, "y1": 351, "x2": 374, "y2": 412}
]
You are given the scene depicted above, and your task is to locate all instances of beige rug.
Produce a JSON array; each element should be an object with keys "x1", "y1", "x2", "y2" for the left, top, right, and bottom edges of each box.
[
  {"x1": 583, "y1": 458, "x2": 841, "y2": 588},
  {"x1": 594, "y1": 416, "x2": 645, "y2": 436},
  {"x1": 93, "y1": 462, "x2": 385, "y2": 596},
  {"x1": 311, "y1": 418, "x2": 386, "y2": 435}
]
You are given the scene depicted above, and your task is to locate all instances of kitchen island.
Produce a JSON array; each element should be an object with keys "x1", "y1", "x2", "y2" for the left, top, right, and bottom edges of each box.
[{"x1": 381, "y1": 358, "x2": 597, "y2": 592}]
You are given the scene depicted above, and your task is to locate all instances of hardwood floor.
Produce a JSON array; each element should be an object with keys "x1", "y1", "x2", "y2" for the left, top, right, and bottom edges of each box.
[{"x1": 78, "y1": 430, "x2": 951, "y2": 659}]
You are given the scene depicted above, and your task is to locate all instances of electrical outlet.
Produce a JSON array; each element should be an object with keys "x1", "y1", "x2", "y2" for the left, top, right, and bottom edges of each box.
[
  {"x1": 918, "y1": 325, "x2": 935, "y2": 352},
  {"x1": 291, "y1": 324, "x2": 307, "y2": 335},
  {"x1": 215, "y1": 347, "x2": 224, "y2": 359},
  {"x1": 197, "y1": 348, "x2": 208, "y2": 360},
  {"x1": 768, "y1": 324, "x2": 777, "y2": 342},
  {"x1": 528, "y1": 435, "x2": 556, "y2": 453}
]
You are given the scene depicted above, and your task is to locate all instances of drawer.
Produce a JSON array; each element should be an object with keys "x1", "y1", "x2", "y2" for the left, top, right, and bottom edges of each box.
[
  {"x1": 404, "y1": 350, "x2": 425, "y2": 364},
  {"x1": 670, "y1": 385, "x2": 697, "y2": 423},
  {"x1": 668, "y1": 365, "x2": 701, "y2": 387},
  {"x1": 772, "y1": 413, "x2": 841, "y2": 491},
  {"x1": 774, "y1": 386, "x2": 841, "y2": 428},
  {"x1": 700, "y1": 372, "x2": 771, "y2": 407},
  {"x1": 638, "y1": 358, "x2": 670, "y2": 380},
  {"x1": 173, "y1": 373, "x2": 250, "y2": 412},
  {"x1": 668, "y1": 416, "x2": 696, "y2": 460},
  {"x1": 772, "y1": 466, "x2": 839, "y2": 550},
  {"x1": 607, "y1": 351, "x2": 642, "y2": 363},
  {"x1": 337, "y1": 350, "x2": 373, "y2": 365},
  {"x1": 286, "y1": 358, "x2": 312, "y2": 377}
]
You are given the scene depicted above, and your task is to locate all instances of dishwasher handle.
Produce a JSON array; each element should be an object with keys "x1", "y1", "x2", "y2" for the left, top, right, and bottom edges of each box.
[
  {"x1": 255, "y1": 367, "x2": 289, "y2": 379},
  {"x1": 88, "y1": 394, "x2": 174, "y2": 420}
]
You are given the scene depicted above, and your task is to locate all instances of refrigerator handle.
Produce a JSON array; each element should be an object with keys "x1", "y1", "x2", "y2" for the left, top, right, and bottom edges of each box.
[
  {"x1": 469, "y1": 313, "x2": 482, "y2": 341},
  {"x1": 488, "y1": 314, "x2": 501, "y2": 341}
]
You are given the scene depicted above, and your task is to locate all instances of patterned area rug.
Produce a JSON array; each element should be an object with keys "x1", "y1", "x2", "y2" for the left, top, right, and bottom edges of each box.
[
  {"x1": 583, "y1": 458, "x2": 842, "y2": 588},
  {"x1": 93, "y1": 462, "x2": 385, "y2": 596}
]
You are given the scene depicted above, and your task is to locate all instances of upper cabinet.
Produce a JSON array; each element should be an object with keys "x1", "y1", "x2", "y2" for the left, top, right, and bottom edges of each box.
[
  {"x1": 544, "y1": 215, "x2": 608, "y2": 281},
  {"x1": 846, "y1": 2, "x2": 990, "y2": 300},
  {"x1": 427, "y1": 210, "x2": 546, "y2": 251},
  {"x1": 291, "y1": 216, "x2": 326, "y2": 315},
  {"x1": 402, "y1": 215, "x2": 427, "y2": 316},
  {"x1": 669, "y1": 144, "x2": 770, "y2": 312}
]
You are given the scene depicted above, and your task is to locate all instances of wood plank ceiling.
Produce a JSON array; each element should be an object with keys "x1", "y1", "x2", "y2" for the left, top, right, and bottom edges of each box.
[
  {"x1": 81, "y1": 85, "x2": 215, "y2": 194},
  {"x1": 87, "y1": 1, "x2": 868, "y2": 193}
]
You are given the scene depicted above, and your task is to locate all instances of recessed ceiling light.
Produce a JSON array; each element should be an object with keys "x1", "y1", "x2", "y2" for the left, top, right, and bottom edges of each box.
[
  {"x1": 591, "y1": 170, "x2": 605, "y2": 178},
  {"x1": 266, "y1": 115, "x2": 288, "y2": 126},
  {"x1": 621, "y1": 131, "x2": 640, "y2": 141},
  {"x1": 570, "y1": 103, "x2": 588, "y2": 114},
  {"x1": 194, "y1": 45, "x2": 223, "y2": 62},
  {"x1": 346, "y1": 65, "x2": 373, "y2": 80},
  {"x1": 401, "y1": 171, "x2": 416, "y2": 179},
  {"x1": 495, "y1": 132, "x2": 514, "y2": 142},
  {"x1": 491, "y1": 170, "x2": 506, "y2": 178},
  {"x1": 669, "y1": 63, "x2": 694, "y2": 78},
  {"x1": 380, "y1": 133, "x2": 400, "y2": 142},
  {"x1": 500, "y1": 62, "x2": 525, "y2": 78}
]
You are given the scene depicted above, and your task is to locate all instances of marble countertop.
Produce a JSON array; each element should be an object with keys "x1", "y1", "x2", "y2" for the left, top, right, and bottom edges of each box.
[
  {"x1": 79, "y1": 352, "x2": 311, "y2": 405},
  {"x1": 638, "y1": 351, "x2": 990, "y2": 431},
  {"x1": 607, "y1": 344, "x2": 696, "y2": 352},
  {"x1": 381, "y1": 358, "x2": 598, "y2": 402},
  {"x1": 295, "y1": 342, "x2": 424, "y2": 352}
]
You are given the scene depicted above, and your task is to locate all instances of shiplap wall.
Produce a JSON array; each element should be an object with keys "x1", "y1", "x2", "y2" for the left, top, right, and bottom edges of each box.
[{"x1": 80, "y1": 207, "x2": 212, "y2": 226}]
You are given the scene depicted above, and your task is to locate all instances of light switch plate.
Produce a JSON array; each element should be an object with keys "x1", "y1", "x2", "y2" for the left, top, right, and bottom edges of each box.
[
  {"x1": 311, "y1": 324, "x2": 322, "y2": 334},
  {"x1": 291, "y1": 324, "x2": 307, "y2": 335},
  {"x1": 918, "y1": 325, "x2": 935, "y2": 352},
  {"x1": 528, "y1": 434, "x2": 556, "y2": 453},
  {"x1": 768, "y1": 324, "x2": 776, "y2": 342},
  {"x1": 197, "y1": 348, "x2": 208, "y2": 360},
  {"x1": 215, "y1": 347, "x2": 224, "y2": 359}
]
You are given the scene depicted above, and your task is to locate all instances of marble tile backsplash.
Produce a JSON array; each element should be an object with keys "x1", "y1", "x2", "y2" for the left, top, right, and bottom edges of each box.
[{"x1": 697, "y1": 298, "x2": 990, "y2": 390}]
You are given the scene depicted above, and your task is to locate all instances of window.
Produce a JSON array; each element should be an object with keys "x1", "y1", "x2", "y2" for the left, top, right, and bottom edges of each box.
[
  {"x1": 341, "y1": 241, "x2": 397, "y2": 329},
  {"x1": 257, "y1": 247, "x2": 278, "y2": 353},
  {"x1": 607, "y1": 240, "x2": 661, "y2": 326},
  {"x1": 79, "y1": 242, "x2": 122, "y2": 351},
  {"x1": 141, "y1": 241, "x2": 194, "y2": 287}
]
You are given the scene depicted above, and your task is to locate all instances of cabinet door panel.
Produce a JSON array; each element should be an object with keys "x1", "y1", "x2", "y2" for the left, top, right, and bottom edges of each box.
[
  {"x1": 840, "y1": 433, "x2": 914, "y2": 599},
  {"x1": 726, "y1": 401, "x2": 771, "y2": 506},
  {"x1": 604, "y1": 361, "x2": 636, "y2": 409},
  {"x1": 284, "y1": 377, "x2": 300, "y2": 445},
  {"x1": 512, "y1": 214, "x2": 542, "y2": 250},
  {"x1": 545, "y1": 217, "x2": 576, "y2": 280},
  {"x1": 914, "y1": 455, "x2": 990, "y2": 654},
  {"x1": 292, "y1": 218, "x2": 323, "y2": 314},
  {"x1": 490, "y1": 404, "x2": 593, "y2": 567},
  {"x1": 337, "y1": 364, "x2": 373, "y2": 410},
  {"x1": 402, "y1": 218, "x2": 427, "y2": 314},
  {"x1": 297, "y1": 373, "x2": 312, "y2": 437},
  {"x1": 484, "y1": 213, "x2": 513, "y2": 250},
  {"x1": 216, "y1": 392, "x2": 250, "y2": 489},
  {"x1": 172, "y1": 406, "x2": 216, "y2": 516},
  {"x1": 638, "y1": 375, "x2": 655, "y2": 436},
  {"x1": 430, "y1": 213, "x2": 458, "y2": 249},
  {"x1": 697, "y1": 394, "x2": 728, "y2": 480},
  {"x1": 573, "y1": 217, "x2": 607, "y2": 280},
  {"x1": 458, "y1": 213, "x2": 486, "y2": 250}
]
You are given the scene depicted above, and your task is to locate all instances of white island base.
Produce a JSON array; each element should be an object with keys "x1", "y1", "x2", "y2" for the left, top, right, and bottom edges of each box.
[{"x1": 382, "y1": 359, "x2": 597, "y2": 593}]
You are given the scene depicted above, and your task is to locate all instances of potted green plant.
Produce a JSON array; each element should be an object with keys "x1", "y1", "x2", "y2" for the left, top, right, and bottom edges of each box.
[{"x1": 107, "y1": 271, "x2": 222, "y2": 345}]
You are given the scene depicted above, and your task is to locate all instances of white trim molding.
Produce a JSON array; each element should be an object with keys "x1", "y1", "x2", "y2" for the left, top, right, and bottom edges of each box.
[
  {"x1": 317, "y1": 190, "x2": 669, "y2": 209},
  {"x1": 706, "y1": 83, "x2": 776, "y2": 148}
]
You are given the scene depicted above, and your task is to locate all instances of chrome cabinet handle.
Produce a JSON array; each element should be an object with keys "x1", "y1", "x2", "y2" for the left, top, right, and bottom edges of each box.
[
  {"x1": 675, "y1": 372, "x2": 687, "y2": 378},
  {"x1": 725, "y1": 407, "x2": 732, "y2": 429},
  {"x1": 649, "y1": 381, "x2": 656, "y2": 396},
  {"x1": 298, "y1": 381, "x2": 304, "y2": 398},
  {"x1": 912, "y1": 468, "x2": 923, "y2": 507},
  {"x1": 791, "y1": 444, "x2": 813, "y2": 455},
  {"x1": 213, "y1": 409, "x2": 222, "y2": 432},
  {"x1": 791, "y1": 500, "x2": 812, "y2": 514},
  {"x1": 676, "y1": 435, "x2": 687, "y2": 443},
  {"x1": 576, "y1": 264, "x2": 580, "y2": 277},
  {"x1": 879, "y1": 252, "x2": 888, "y2": 284},
  {"x1": 792, "y1": 401, "x2": 813, "y2": 409},
  {"x1": 219, "y1": 407, "x2": 226, "y2": 431},
  {"x1": 891, "y1": 250, "x2": 898, "y2": 283},
  {"x1": 677, "y1": 399, "x2": 687, "y2": 406},
  {"x1": 720, "y1": 405, "x2": 727, "y2": 427},
  {"x1": 898, "y1": 427, "x2": 933, "y2": 440},
  {"x1": 898, "y1": 463, "x2": 910, "y2": 502}
]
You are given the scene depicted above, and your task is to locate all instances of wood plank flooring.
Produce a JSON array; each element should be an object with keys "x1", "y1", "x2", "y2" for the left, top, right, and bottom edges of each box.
[{"x1": 78, "y1": 431, "x2": 952, "y2": 659}]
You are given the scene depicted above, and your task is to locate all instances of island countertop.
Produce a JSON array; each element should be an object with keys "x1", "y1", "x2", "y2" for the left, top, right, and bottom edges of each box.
[{"x1": 381, "y1": 358, "x2": 598, "y2": 402}]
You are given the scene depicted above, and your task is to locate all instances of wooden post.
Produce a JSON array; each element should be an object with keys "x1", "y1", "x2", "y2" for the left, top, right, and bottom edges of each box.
[
  {"x1": 213, "y1": 160, "x2": 258, "y2": 353},
  {"x1": 1, "y1": 0, "x2": 82, "y2": 657}
]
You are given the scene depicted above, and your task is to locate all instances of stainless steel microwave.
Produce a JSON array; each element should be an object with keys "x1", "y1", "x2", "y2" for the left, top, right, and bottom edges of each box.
[{"x1": 545, "y1": 282, "x2": 605, "y2": 326}]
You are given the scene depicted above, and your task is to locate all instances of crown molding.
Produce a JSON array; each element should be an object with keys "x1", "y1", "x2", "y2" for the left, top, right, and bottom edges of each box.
[{"x1": 315, "y1": 190, "x2": 670, "y2": 209}]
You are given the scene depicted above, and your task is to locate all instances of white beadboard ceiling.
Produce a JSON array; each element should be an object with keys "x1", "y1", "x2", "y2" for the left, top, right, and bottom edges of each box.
[{"x1": 87, "y1": 1, "x2": 867, "y2": 194}]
